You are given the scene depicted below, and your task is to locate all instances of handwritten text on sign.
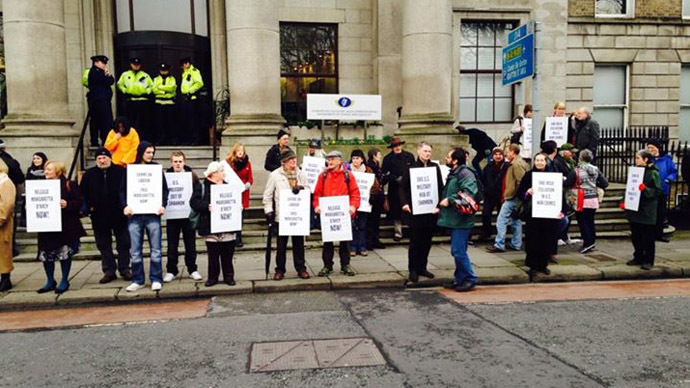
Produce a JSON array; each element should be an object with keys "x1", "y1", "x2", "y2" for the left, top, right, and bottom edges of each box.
[
  {"x1": 164, "y1": 172, "x2": 192, "y2": 220},
  {"x1": 319, "y1": 196, "x2": 353, "y2": 242},
  {"x1": 521, "y1": 118, "x2": 533, "y2": 158},
  {"x1": 302, "y1": 156, "x2": 325, "y2": 193},
  {"x1": 211, "y1": 184, "x2": 243, "y2": 233},
  {"x1": 127, "y1": 164, "x2": 163, "y2": 214},
  {"x1": 279, "y1": 189, "x2": 311, "y2": 236},
  {"x1": 410, "y1": 167, "x2": 439, "y2": 215},
  {"x1": 625, "y1": 166, "x2": 645, "y2": 212},
  {"x1": 545, "y1": 117, "x2": 569, "y2": 147},
  {"x1": 532, "y1": 172, "x2": 563, "y2": 219},
  {"x1": 352, "y1": 171, "x2": 374, "y2": 213},
  {"x1": 25, "y1": 179, "x2": 62, "y2": 233}
]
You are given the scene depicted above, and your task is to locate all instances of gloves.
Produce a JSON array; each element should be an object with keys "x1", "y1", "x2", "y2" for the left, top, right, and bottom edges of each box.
[
  {"x1": 639, "y1": 183, "x2": 646, "y2": 191},
  {"x1": 292, "y1": 185, "x2": 304, "y2": 195},
  {"x1": 244, "y1": 182, "x2": 251, "y2": 190},
  {"x1": 265, "y1": 212, "x2": 275, "y2": 223},
  {"x1": 619, "y1": 202, "x2": 625, "y2": 210}
]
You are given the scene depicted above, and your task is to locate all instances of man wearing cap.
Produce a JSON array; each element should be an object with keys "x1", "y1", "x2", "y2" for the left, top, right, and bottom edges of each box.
[
  {"x1": 180, "y1": 57, "x2": 204, "y2": 145},
  {"x1": 117, "y1": 57, "x2": 153, "y2": 141},
  {"x1": 560, "y1": 143, "x2": 578, "y2": 171},
  {"x1": 80, "y1": 148, "x2": 132, "y2": 284},
  {"x1": 263, "y1": 149, "x2": 311, "y2": 280},
  {"x1": 82, "y1": 55, "x2": 114, "y2": 147},
  {"x1": 264, "y1": 129, "x2": 292, "y2": 172},
  {"x1": 479, "y1": 147, "x2": 509, "y2": 241},
  {"x1": 647, "y1": 139, "x2": 677, "y2": 242},
  {"x1": 313, "y1": 150, "x2": 361, "y2": 277},
  {"x1": 382, "y1": 136, "x2": 415, "y2": 241},
  {"x1": 152, "y1": 62, "x2": 177, "y2": 145}
]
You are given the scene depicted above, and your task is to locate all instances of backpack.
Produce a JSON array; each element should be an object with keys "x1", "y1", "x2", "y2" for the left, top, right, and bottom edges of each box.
[{"x1": 322, "y1": 168, "x2": 351, "y2": 193}]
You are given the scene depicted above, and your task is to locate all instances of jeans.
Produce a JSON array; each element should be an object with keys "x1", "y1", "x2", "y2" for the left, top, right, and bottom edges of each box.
[
  {"x1": 93, "y1": 219, "x2": 131, "y2": 276},
  {"x1": 576, "y1": 209, "x2": 596, "y2": 247},
  {"x1": 558, "y1": 215, "x2": 571, "y2": 241},
  {"x1": 166, "y1": 218, "x2": 198, "y2": 275},
  {"x1": 451, "y1": 228, "x2": 476, "y2": 285},
  {"x1": 128, "y1": 214, "x2": 163, "y2": 285},
  {"x1": 350, "y1": 212, "x2": 368, "y2": 252},
  {"x1": 494, "y1": 198, "x2": 522, "y2": 250}
]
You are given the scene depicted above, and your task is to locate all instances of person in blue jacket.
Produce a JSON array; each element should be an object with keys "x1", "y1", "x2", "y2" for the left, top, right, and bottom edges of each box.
[{"x1": 646, "y1": 139, "x2": 677, "y2": 242}]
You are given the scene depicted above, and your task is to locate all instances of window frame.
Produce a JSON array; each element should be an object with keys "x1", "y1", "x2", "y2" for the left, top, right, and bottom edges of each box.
[
  {"x1": 680, "y1": 65, "x2": 690, "y2": 141},
  {"x1": 595, "y1": 0, "x2": 635, "y2": 19},
  {"x1": 592, "y1": 63, "x2": 630, "y2": 130},
  {"x1": 458, "y1": 19, "x2": 517, "y2": 125},
  {"x1": 683, "y1": 0, "x2": 690, "y2": 19}
]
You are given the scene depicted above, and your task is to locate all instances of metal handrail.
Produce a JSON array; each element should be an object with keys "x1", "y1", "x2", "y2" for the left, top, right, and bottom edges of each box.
[{"x1": 68, "y1": 110, "x2": 90, "y2": 181}]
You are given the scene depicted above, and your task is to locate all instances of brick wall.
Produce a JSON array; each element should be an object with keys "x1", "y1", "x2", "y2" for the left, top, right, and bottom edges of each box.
[
  {"x1": 636, "y1": 0, "x2": 682, "y2": 19},
  {"x1": 569, "y1": 0, "x2": 594, "y2": 17}
]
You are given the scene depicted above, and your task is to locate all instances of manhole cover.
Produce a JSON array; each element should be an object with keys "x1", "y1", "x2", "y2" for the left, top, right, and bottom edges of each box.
[
  {"x1": 586, "y1": 253, "x2": 618, "y2": 262},
  {"x1": 250, "y1": 338, "x2": 386, "y2": 373}
]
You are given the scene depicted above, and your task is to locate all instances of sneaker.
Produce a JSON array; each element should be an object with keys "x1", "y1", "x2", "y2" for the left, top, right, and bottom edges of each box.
[
  {"x1": 341, "y1": 265, "x2": 356, "y2": 276},
  {"x1": 151, "y1": 282, "x2": 162, "y2": 291},
  {"x1": 557, "y1": 239, "x2": 567, "y2": 246},
  {"x1": 125, "y1": 283, "x2": 144, "y2": 292},
  {"x1": 163, "y1": 273, "x2": 176, "y2": 283},
  {"x1": 190, "y1": 271, "x2": 203, "y2": 281},
  {"x1": 318, "y1": 267, "x2": 333, "y2": 277},
  {"x1": 360, "y1": 250, "x2": 368, "y2": 257},
  {"x1": 350, "y1": 251, "x2": 356, "y2": 257},
  {"x1": 580, "y1": 244, "x2": 596, "y2": 254}
]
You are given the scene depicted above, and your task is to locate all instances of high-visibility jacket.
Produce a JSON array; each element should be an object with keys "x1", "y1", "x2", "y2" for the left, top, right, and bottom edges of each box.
[
  {"x1": 180, "y1": 65, "x2": 203, "y2": 100},
  {"x1": 152, "y1": 75, "x2": 177, "y2": 105},
  {"x1": 117, "y1": 70, "x2": 152, "y2": 100}
]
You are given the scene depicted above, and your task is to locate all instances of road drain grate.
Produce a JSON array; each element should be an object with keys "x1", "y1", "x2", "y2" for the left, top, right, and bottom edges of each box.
[{"x1": 249, "y1": 338, "x2": 386, "y2": 372}]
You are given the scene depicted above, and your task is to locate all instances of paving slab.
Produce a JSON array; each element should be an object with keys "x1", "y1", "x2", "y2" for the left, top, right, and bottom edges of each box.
[
  {"x1": 403, "y1": 269, "x2": 454, "y2": 288},
  {"x1": 469, "y1": 252, "x2": 518, "y2": 268},
  {"x1": 196, "y1": 280, "x2": 253, "y2": 297},
  {"x1": 253, "y1": 276, "x2": 331, "y2": 293},
  {"x1": 157, "y1": 281, "x2": 199, "y2": 299},
  {"x1": 599, "y1": 263, "x2": 684, "y2": 280},
  {"x1": 116, "y1": 287, "x2": 159, "y2": 302},
  {"x1": 532, "y1": 264, "x2": 603, "y2": 282},
  {"x1": 330, "y1": 272, "x2": 406, "y2": 290},
  {"x1": 57, "y1": 288, "x2": 119, "y2": 305},
  {"x1": 476, "y1": 266, "x2": 530, "y2": 285},
  {"x1": 0, "y1": 291, "x2": 57, "y2": 308}
]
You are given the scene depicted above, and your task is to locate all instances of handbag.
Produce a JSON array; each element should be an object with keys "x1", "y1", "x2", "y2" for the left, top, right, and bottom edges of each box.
[{"x1": 511, "y1": 198, "x2": 532, "y2": 221}]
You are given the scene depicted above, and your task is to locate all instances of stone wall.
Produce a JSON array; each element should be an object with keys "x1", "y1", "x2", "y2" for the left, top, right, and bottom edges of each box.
[{"x1": 569, "y1": 0, "x2": 683, "y2": 18}]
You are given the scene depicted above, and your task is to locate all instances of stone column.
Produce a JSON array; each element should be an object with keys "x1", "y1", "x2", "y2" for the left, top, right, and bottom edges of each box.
[
  {"x1": 223, "y1": 0, "x2": 283, "y2": 189},
  {"x1": 1, "y1": 0, "x2": 76, "y2": 170}
]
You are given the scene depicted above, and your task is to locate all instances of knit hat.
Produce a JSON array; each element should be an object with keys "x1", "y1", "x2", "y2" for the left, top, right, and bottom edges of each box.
[
  {"x1": 540, "y1": 140, "x2": 558, "y2": 155},
  {"x1": 308, "y1": 138, "x2": 322, "y2": 149},
  {"x1": 491, "y1": 147, "x2": 504, "y2": 156},
  {"x1": 646, "y1": 138, "x2": 662, "y2": 150},
  {"x1": 277, "y1": 129, "x2": 289, "y2": 140},
  {"x1": 94, "y1": 147, "x2": 111, "y2": 159},
  {"x1": 350, "y1": 149, "x2": 365, "y2": 160},
  {"x1": 280, "y1": 149, "x2": 297, "y2": 163},
  {"x1": 203, "y1": 161, "x2": 224, "y2": 177}
]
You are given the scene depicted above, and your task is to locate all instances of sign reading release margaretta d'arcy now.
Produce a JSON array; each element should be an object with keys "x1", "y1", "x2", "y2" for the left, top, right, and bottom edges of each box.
[{"x1": 307, "y1": 94, "x2": 382, "y2": 121}]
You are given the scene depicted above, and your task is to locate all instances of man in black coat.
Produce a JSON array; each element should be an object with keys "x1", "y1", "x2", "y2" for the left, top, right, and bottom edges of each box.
[
  {"x1": 83, "y1": 55, "x2": 114, "y2": 147},
  {"x1": 264, "y1": 129, "x2": 292, "y2": 172},
  {"x1": 479, "y1": 147, "x2": 508, "y2": 241},
  {"x1": 456, "y1": 125, "x2": 497, "y2": 178},
  {"x1": 0, "y1": 139, "x2": 23, "y2": 257},
  {"x1": 80, "y1": 148, "x2": 132, "y2": 283},
  {"x1": 399, "y1": 141, "x2": 444, "y2": 283},
  {"x1": 574, "y1": 107, "x2": 600, "y2": 162},
  {"x1": 382, "y1": 136, "x2": 415, "y2": 241}
]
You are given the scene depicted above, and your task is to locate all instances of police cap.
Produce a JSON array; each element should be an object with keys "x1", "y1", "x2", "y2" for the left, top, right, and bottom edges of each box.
[
  {"x1": 90, "y1": 55, "x2": 108, "y2": 64},
  {"x1": 129, "y1": 57, "x2": 141, "y2": 64},
  {"x1": 159, "y1": 62, "x2": 170, "y2": 70}
]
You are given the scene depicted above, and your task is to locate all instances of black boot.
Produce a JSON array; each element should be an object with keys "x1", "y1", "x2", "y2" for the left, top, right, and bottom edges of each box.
[{"x1": 0, "y1": 273, "x2": 11, "y2": 292}]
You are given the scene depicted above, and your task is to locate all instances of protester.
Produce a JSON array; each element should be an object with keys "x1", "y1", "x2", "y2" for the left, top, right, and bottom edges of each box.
[
  {"x1": 560, "y1": 143, "x2": 578, "y2": 171},
  {"x1": 574, "y1": 107, "x2": 600, "y2": 160},
  {"x1": 510, "y1": 104, "x2": 533, "y2": 145},
  {"x1": 227, "y1": 143, "x2": 253, "y2": 247},
  {"x1": 25, "y1": 152, "x2": 48, "y2": 180},
  {"x1": 382, "y1": 136, "x2": 415, "y2": 241},
  {"x1": 455, "y1": 125, "x2": 497, "y2": 177},
  {"x1": 349, "y1": 149, "x2": 377, "y2": 257},
  {"x1": 264, "y1": 129, "x2": 292, "y2": 172},
  {"x1": 307, "y1": 138, "x2": 327, "y2": 158},
  {"x1": 104, "y1": 116, "x2": 140, "y2": 166},
  {"x1": 36, "y1": 161, "x2": 86, "y2": 294},
  {"x1": 540, "y1": 102, "x2": 577, "y2": 146},
  {"x1": 647, "y1": 139, "x2": 677, "y2": 242},
  {"x1": 517, "y1": 153, "x2": 564, "y2": 277},
  {"x1": 366, "y1": 148, "x2": 386, "y2": 250},
  {"x1": 541, "y1": 140, "x2": 573, "y2": 258},
  {"x1": 80, "y1": 148, "x2": 132, "y2": 284},
  {"x1": 121, "y1": 142, "x2": 168, "y2": 292},
  {"x1": 438, "y1": 147, "x2": 478, "y2": 292},
  {"x1": 479, "y1": 147, "x2": 508, "y2": 241},
  {"x1": 0, "y1": 160, "x2": 16, "y2": 292},
  {"x1": 0, "y1": 139, "x2": 24, "y2": 257},
  {"x1": 624, "y1": 150, "x2": 662, "y2": 270},
  {"x1": 564, "y1": 149, "x2": 609, "y2": 254},
  {"x1": 487, "y1": 144, "x2": 528, "y2": 253},
  {"x1": 262, "y1": 149, "x2": 310, "y2": 280},
  {"x1": 400, "y1": 141, "x2": 443, "y2": 283},
  {"x1": 191, "y1": 162, "x2": 236, "y2": 286},
  {"x1": 164, "y1": 151, "x2": 202, "y2": 283},
  {"x1": 313, "y1": 150, "x2": 361, "y2": 277}
]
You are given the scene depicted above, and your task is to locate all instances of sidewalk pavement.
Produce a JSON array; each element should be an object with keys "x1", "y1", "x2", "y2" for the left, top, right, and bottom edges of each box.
[{"x1": 2, "y1": 232, "x2": 689, "y2": 309}]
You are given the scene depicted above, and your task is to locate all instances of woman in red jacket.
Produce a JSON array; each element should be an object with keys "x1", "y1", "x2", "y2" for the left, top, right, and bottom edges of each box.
[{"x1": 226, "y1": 143, "x2": 253, "y2": 247}]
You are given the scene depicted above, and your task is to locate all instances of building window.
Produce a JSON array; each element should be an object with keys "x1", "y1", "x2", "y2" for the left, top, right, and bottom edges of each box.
[
  {"x1": 684, "y1": 0, "x2": 690, "y2": 19},
  {"x1": 115, "y1": 0, "x2": 209, "y2": 37},
  {"x1": 280, "y1": 23, "x2": 338, "y2": 124},
  {"x1": 593, "y1": 65, "x2": 628, "y2": 129},
  {"x1": 595, "y1": 0, "x2": 634, "y2": 18},
  {"x1": 680, "y1": 66, "x2": 690, "y2": 141},
  {"x1": 459, "y1": 20, "x2": 516, "y2": 124}
]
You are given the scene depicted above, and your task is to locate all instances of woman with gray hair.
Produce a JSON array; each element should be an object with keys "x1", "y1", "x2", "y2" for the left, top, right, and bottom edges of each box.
[{"x1": 564, "y1": 149, "x2": 608, "y2": 254}]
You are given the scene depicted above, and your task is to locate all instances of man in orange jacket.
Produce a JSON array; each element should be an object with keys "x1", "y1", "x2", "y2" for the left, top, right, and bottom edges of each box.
[{"x1": 313, "y1": 150, "x2": 360, "y2": 277}]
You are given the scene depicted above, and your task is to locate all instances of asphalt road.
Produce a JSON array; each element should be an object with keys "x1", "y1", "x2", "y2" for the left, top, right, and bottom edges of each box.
[{"x1": 1, "y1": 289, "x2": 689, "y2": 388}]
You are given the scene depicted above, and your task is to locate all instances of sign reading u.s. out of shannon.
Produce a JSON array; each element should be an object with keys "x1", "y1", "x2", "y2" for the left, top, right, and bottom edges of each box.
[{"x1": 307, "y1": 94, "x2": 382, "y2": 121}]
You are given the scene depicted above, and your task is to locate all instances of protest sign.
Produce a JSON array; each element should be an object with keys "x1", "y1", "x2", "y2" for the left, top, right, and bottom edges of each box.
[
  {"x1": 624, "y1": 166, "x2": 645, "y2": 211},
  {"x1": 319, "y1": 196, "x2": 353, "y2": 242},
  {"x1": 278, "y1": 189, "x2": 311, "y2": 236},
  {"x1": 211, "y1": 184, "x2": 243, "y2": 233},
  {"x1": 352, "y1": 171, "x2": 374, "y2": 213},
  {"x1": 409, "y1": 167, "x2": 439, "y2": 215},
  {"x1": 302, "y1": 156, "x2": 326, "y2": 193},
  {"x1": 127, "y1": 164, "x2": 163, "y2": 214},
  {"x1": 164, "y1": 172, "x2": 192, "y2": 220},
  {"x1": 25, "y1": 179, "x2": 62, "y2": 233},
  {"x1": 532, "y1": 172, "x2": 563, "y2": 219},
  {"x1": 545, "y1": 116, "x2": 569, "y2": 147}
]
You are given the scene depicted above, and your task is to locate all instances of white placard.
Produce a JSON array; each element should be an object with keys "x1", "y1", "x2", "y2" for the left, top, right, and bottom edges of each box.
[
  {"x1": 545, "y1": 117, "x2": 569, "y2": 147},
  {"x1": 164, "y1": 172, "x2": 192, "y2": 220},
  {"x1": 126, "y1": 164, "x2": 163, "y2": 214},
  {"x1": 307, "y1": 94, "x2": 382, "y2": 121},
  {"x1": 278, "y1": 189, "x2": 311, "y2": 236},
  {"x1": 210, "y1": 184, "x2": 243, "y2": 233},
  {"x1": 409, "y1": 167, "x2": 439, "y2": 215},
  {"x1": 319, "y1": 196, "x2": 353, "y2": 242},
  {"x1": 521, "y1": 118, "x2": 533, "y2": 158},
  {"x1": 432, "y1": 160, "x2": 450, "y2": 186},
  {"x1": 352, "y1": 171, "x2": 375, "y2": 213},
  {"x1": 532, "y1": 172, "x2": 563, "y2": 219},
  {"x1": 624, "y1": 166, "x2": 645, "y2": 212},
  {"x1": 303, "y1": 156, "x2": 326, "y2": 193},
  {"x1": 25, "y1": 180, "x2": 62, "y2": 233},
  {"x1": 221, "y1": 159, "x2": 246, "y2": 189}
]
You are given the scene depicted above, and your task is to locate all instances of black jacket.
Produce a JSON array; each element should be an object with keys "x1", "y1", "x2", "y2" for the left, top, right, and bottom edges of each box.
[
  {"x1": 482, "y1": 161, "x2": 509, "y2": 200},
  {"x1": 382, "y1": 149, "x2": 415, "y2": 219},
  {"x1": 86, "y1": 66, "x2": 114, "y2": 101},
  {"x1": 0, "y1": 150, "x2": 24, "y2": 186},
  {"x1": 80, "y1": 163, "x2": 127, "y2": 228},
  {"x1": 264, "y1": 144, "x2": 292, "y2": 172},
  {"x1": 399, "y1": 159, "x2": 444, "y2": 228},
  {"x1": 38, "y1": 177, "x2": 87, "y2": 252},
  {"x1": 189, "y1": 178, "x2": 216, "y2": 236},
  {"x1": 547, "y1": 154, "x2": 571, "y2": 175},
  {"x1": 461, "y1": 128, "x2": 497, "y2": 154},
  {"x1": 575, "y1": 116, "x2": 600, "y2": 155}
]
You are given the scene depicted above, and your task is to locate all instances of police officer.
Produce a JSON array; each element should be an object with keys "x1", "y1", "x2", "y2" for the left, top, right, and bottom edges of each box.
[
  {"x1": 152, "y1": 62, "x2": 177, "y2": 145},
  {"x1": 179, "y1": 57, "x2": 204, "y2": 145},
  {"x1": 82, "y1": 55, "x2": 114, "y2": 147},
  {"x1": 117, "y1": 58, "x2": 153, "y2": 141}
]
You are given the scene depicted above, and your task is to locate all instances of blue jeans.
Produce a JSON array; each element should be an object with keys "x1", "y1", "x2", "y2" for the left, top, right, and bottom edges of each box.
[
  {"x1": 494, "y1": 198, "x2": 522, "y2": 250},
  {"x1": 350, "y1": 212, "x2": 368, "y2": 252},
  {"x1": 451, "y1": 228, "x2": 476, "y2": 285},
  {"x1": 128, "y1": 214, "x2": 163, "y2": 285}
]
